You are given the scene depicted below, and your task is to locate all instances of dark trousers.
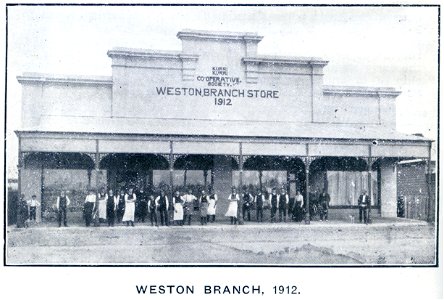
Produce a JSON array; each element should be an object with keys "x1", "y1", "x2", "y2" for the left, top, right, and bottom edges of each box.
[
  {"x1": 278, "y1": 207, "x2": 287, "y2": 222},
  {"x1": 84, "y1": 202, "x2": 94, "y2": 227},
  {"x1": 107, "y1": 207, "x2": 115, "y2": 226},
  {"x1": 184, "y1": 214, "x2": 192, "y2": 225},
  {"x1": 359, "y1": 207, "x2": 370, "y2": 224},
  {"x1": 230, "y1": 216, "x2": 237, "y2": 225},
  {"x1": 271, "y1": 206, "x2": 277, "y2": 222},
  {"x1": 149, "y1": 210, "x2": 158, "y2": 226},
  {"x1": 320, "y1": 206, "x2": 328, "y2": 221},
  {"x1": 138, "y1": 202, "x2": 147, "y2": 222},
  {"x1": 200, "y1": 216, "x2": 207, "y2": 225},
  {"x1": 207, "y1": 215, "x2": 215, "y2": 223},
  {"x1": 159, "y1": 209, "x2": 169, "y2": 226},
  {"x1": 29, "y1": 207, "x2": 37, "y2": 220},
  {"x1": 242, "y1": 205, "x2": 251, "y2": 221},
  {"x1": 117, "y1": 204, "x2": 125, "y2": 223},
  {"x1": 256, "y1": 207, "x2": 263, "y2": 222},
  {"x1": 58, "y1": 207, "x2": 67, "y2": 227}
]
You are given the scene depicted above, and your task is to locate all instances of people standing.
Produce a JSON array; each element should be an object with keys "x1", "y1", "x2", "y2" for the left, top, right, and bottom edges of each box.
[
  {"x1": 172, "y1": 191, "x2": 184, "y2": 226},
  {"x1": 137, "y1": 187, "x2": 148, "y2": 223},
  {"x1": 56, "y1": 190, "x2": 70, "y2": 227},
  {"x1": 225, "y1": 187, "x2": 239, "y2": 225},
  {"x1": 17, "y1": 194, "x2": 29, "y2": 228},
  {"x1": 278, "y1": 188, "x2": 289, "y2": 222},
  {"x1": 358, "y1": 190, "x2": 371, "y2": 224},
  {"x1": 292, "y1": 190, "x2": 304, "y2": 222},
  {"x1": 122, "y1": 187, "x2": 136, "y2": 227},
  {"x1": 27, "y1": 194, "x2": 40, "y2": 222},
  {"x1": 254, "y1": 188, "x2": 265, "y2": 222},
  {"x1": 117, "y1": 189, "x2": 126, "y2": 223},
  {"x1": 207, "y1": 187, "x2": 218, "y2": 223},
  {"x1": 148, "y1": 195, "x2": 158, "y2": 226},
  {"x1": 199, "y1": 190, "x2": 209, "y2": 225},
  {"x1": 97, "y1": 188, "x2": 108, "y2": 224},
  {"x1": 242, "y1": 188, "x2": 253, "y2": 222},
  {"x1": 106, "y1": 189, "x2": 118, "y2": 227},
  {"x1": 84, "y1": 189, "x2": 96, "y2": 227},
  {"x1": 318, "y1": 189, "x2": 331, "y2": 222},
  {"x1": 269, "y1": 188, "x2": 278, "y2": 223},
  {"x1": 182, "y1": 189, "x2": 197, "y2": 226},
  {"x1": 155, "y1": 190, "x2": 169, "y2": 226}
]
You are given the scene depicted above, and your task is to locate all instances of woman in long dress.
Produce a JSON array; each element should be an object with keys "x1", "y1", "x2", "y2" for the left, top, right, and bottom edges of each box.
[
  {"x1": 106, "y1": 189, "x2": 117, "y2": 227},
  {"x1": 122, "y1": 187, "x2": 136, "y2": 226},
  {"x1": 199, "y1": 190, "x2": 209, "y2": 225},
  {"x1": 207, "y1": 187, "x2": 218, "y2": 223},
  {"x1": 97, "y1": 188, "x2": 108, "y2": 224},
  {"x1": 172, "y1": 191, "x2": 184, "y2": 226},
  {"x1": 225, "y1": 187, "x2": 239, "y2": 225}
]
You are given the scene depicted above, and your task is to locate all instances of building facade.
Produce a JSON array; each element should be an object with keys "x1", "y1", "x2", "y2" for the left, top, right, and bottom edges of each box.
[
  {"x1": 397, "y1": 159, "x2": 435, "y2": 222},
  {"x1": 16, "y1": 30, "x2": 432, "y2": 223}
]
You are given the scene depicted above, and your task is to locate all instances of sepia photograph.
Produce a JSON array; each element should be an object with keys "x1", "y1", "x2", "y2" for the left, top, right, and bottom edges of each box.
[{"x1": 4, "y1": 4, "x2": 439, "y2": 268}]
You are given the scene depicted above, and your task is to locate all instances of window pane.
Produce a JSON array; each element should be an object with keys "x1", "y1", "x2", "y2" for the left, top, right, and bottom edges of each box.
[{"x1": 327, "y1": 171, "x2": 378, "y2": 206}]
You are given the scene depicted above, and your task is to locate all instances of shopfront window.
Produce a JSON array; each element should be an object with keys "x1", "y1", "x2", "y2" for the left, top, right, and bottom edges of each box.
[
  {"x1": 153, "y1": 170, "x2": 208, "y2": 194},
  {"x1": 232, "y1": 170, "x2": 287, "y2": 193},
  {"x1": 327, "y1": 171, "x2": 378, "y2": 206},
  {"x1": 42, "y1": 169, "x2": 107, "y2": 221}
]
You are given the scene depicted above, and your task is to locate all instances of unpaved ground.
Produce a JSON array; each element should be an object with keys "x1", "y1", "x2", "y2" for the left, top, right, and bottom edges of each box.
[{"x1": 6, "y1": 220, "x2": 436, "y2": 265}]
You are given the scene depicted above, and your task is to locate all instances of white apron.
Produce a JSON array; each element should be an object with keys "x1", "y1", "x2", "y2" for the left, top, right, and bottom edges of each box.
[
  {"x1": 122, "y1": 201, "x2": 135, "y2": 222},
  {"x1": 173, "y1": 203, "x2": 184, "y2": 221},
  {"x1": 225, "y1": 201, "x2": 238, "y2": 217},
  {"x1": 98, "y1": 199, "x2": 107, "y2": 219},
  {"x1": 207, "y1": 199, "x2": 217, "y2": 215}
]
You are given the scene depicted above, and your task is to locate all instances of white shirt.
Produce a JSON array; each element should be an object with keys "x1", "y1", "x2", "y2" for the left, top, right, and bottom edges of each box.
[
  {"x1": 125, "y1": 193, "x2": 137, "y2": 203},
  {"x1": 228, "y1": 193, "x2": 240, "y2": 201},
  {"x1": 85, "y1": 194, "x2": 96, "y2": 203},
  {"x1": 28, "y1": 198, "x2": 40, "y2": 207},
  {"x1": 278, "y1": 194, "x2": 289, "y2": 204},
  {"x1": 295, "y1": 194, "x2": 304, "y2": 207},
  {"x1": 154, "y1": 195, "x2": 168, "y2": 210},
  {"x1": 182, "y1": 194, "x2": 197, "y2": 203},
  {"x1": 56, "y1": 196, "x2": 70, "y2": 209}
]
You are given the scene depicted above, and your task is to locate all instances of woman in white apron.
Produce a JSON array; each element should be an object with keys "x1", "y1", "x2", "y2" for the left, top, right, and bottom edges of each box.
[
  {"x1": 225, "y1": 187, "x2": 239, "y2": 225},
  {"x1": 97, "y1": 188, "x2": 108, "y2": 224},
  {"x1": 172, "y1": 191, "x2": 184, "y2": 226},
  {"x1": 207, "y1": 187, "x2": 218, "y2": 223},
  {"x1": 122, "y1": 187, "x2": 136, "y2": 226}
]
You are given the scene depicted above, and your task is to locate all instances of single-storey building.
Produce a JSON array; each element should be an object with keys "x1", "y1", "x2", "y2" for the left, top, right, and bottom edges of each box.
[{"x1": 15, "y1": 29, "x2": 433, "y2": 224}]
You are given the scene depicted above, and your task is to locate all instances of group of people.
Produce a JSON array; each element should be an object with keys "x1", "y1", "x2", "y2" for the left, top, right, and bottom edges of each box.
[
  {"x1": 81, "y1": 186, "x2": 306, "y2": 227},
  {"x1": 16, "y1": 186, "x2": 372, "y2": 228},
  {"x1": 81, "y1": 186, "x2": 220, "y2": 227},
  {"x1": 225, "y1": 187, "x2": 305, "y2": 224}
]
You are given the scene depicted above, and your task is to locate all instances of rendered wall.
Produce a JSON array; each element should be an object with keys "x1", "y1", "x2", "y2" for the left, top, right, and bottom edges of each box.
[
  {"x1": 380, "y1": 160, "x2": 398, "y2": 217},
  {"x1": 20, "y1": 81, "x2": 112, "y2": 129}
]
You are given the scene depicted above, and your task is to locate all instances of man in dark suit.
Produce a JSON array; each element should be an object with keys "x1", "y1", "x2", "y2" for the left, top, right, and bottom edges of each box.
[
  {"x1": 358, "y1": 190, "x2": 371, "y2": 224},
  {"x1": 318, "y1": 189, "x2": 330, "y2": 221}
]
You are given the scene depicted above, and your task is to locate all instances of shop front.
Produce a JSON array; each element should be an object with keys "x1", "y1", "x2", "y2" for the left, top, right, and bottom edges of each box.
[{"x1": 16, "y1": 29, "x2": 432, "y2": 224}]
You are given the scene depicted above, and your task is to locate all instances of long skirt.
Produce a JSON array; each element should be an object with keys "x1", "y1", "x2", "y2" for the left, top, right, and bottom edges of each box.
[
  {"x1": 122, "y1": 202, "x2": 135, "y2": 222},
  {"x1": 225, "y1": 201, "x2": 238, "y2": 217},
  {"x1": 200, "y1": 202, "x2": 209, "y2": 217},
  {"x1": 207, "y1": 199, "x2": 217, "y2": 215},
  {"x1": 98, "y1": 199, "x2": 107, "y2": 220},
  {"x1": 173, "y1": 203, "x2": 184, "y2": 221}
]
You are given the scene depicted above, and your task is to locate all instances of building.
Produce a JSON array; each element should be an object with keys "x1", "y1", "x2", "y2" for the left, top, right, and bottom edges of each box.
[
  {"x1": 15, "y1": 29, "x2": 433, "y2": 224},
  {"x1": 397, "y1": 159, "x2": 436, "y2": 222}
]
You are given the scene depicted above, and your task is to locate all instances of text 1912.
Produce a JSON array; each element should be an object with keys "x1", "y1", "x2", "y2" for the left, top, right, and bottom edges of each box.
[
  {"x1": 273, "y1": 285, "x2": 300, "y2": 295},
  {"x1": 214, "y1": 98, "x2": 232, "y2": 105}
]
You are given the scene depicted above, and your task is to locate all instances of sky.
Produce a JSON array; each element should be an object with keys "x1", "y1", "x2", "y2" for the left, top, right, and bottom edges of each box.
[{"x1": 5, "y1": 5, "x2": 439, "y2": 177}]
